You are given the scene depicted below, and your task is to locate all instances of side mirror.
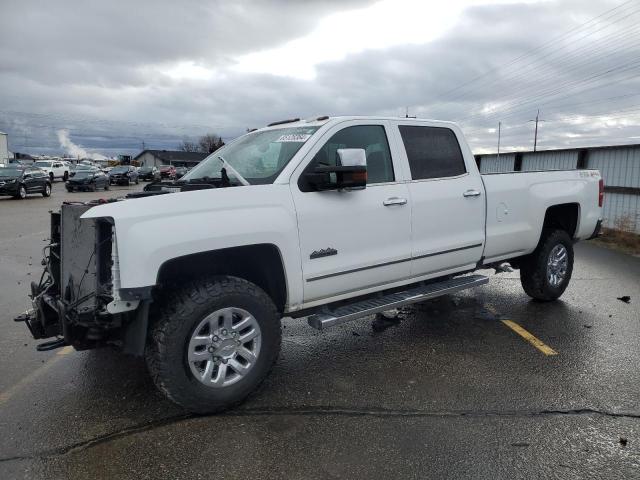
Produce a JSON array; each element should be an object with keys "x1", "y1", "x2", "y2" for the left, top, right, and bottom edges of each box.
[{"x1": 305, "y1": 148, "x2": 367, "y2": 191}]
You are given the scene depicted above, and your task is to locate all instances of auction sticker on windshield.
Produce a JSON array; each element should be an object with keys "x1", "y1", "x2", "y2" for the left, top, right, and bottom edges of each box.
[{"x1": 276, "y1": 133, "x2": 312, "y2": 142}]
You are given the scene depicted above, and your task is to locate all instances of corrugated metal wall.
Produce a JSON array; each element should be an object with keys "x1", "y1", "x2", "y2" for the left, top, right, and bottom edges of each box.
[
  {"x1": 521, "y1": 150, "x2": 578, "y2": 171},
  {"x1": 476, "y1": 144, "x2": 640, "y2": 233},
  {"x1": 478, "y1": 153, "x2": 516, "y2": 173}
]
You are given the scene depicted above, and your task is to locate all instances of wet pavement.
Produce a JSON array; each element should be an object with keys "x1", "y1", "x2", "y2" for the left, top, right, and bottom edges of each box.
[{"x1": 1, "y1": 182, "x2": 639, "y2": 479}]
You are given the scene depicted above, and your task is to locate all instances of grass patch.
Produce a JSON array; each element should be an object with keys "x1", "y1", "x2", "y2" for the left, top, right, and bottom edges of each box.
[{"x1": 592, "y1": 215, "x2": 640, "y2": 256}]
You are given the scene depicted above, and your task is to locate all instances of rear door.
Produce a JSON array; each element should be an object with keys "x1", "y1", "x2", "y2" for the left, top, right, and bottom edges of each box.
[
  {"x1": 291, "y1": 121, "x2": 412, "y2": 303},
  {"x1": 393, "y1": 122, "x2": 485, "y2": 277}
]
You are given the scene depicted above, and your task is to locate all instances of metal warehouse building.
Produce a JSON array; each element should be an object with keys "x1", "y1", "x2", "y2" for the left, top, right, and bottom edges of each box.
[
  {"x1": 475, "y1": 144, "x2": 640, "y2": 233},
  {"x1": 134, "y1": 150, "x2": 208, "y2": 168}
]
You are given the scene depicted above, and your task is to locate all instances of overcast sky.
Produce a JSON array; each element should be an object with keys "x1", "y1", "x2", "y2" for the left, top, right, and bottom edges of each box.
[{"x1": 0, "y1": 0, "x2": 638, "y2": 158}]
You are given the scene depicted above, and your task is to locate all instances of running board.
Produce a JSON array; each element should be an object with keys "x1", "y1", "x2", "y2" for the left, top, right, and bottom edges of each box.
[{"x1": 307, "y1": 274, "x2": 489, "y2": 330}]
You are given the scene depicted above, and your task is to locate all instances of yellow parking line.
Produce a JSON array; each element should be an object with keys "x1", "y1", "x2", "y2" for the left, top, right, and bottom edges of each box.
[
  {"x1": 501, "y1": 319, "x2": 558, "y2": 356},
  {"x1": 0, "y1": 345, "x2": 74, "y2": 406}
]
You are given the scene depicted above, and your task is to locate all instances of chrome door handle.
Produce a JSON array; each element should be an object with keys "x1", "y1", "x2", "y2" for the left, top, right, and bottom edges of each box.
[
  {"x1": 463, "y1": 189, "x2": 481, "y2": 197},
  {"x1": 383, "y1": 197, "x2": 408, "y2": 206}
]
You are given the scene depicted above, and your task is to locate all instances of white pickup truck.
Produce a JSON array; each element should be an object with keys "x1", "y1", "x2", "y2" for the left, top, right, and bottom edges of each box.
[
  {"x1": 32, "y1": 159, "x2": 70, "y2": 182},
  {"x1": 17, "y1": 116, "x2": 603, "y2": 413}
]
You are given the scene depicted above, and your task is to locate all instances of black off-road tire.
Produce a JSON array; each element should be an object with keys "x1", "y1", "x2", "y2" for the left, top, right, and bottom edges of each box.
[
  {"x1": 146, "y1": 275, "x2": 282, "y2": 413},
  {"x1": 520, "y1": 228, "x2": 574, "y2": 301}
]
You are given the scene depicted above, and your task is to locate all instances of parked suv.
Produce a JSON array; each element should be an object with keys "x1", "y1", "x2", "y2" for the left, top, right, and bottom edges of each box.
[
  {"x1": 109, "y1": 165, "x2": 139, "y2": 185},
  {"x1": 138, "y1": 166, "x2": 161, "y2": 181},
  {"x1": 32, "y1": 160, "x2": 69, "y2": 182},
  {"x1": 0, "y1": 166, "x2": 51, "y2": 199},
  {"x1": 159, "y1": 165, "x2": 176, "y2": 179}
]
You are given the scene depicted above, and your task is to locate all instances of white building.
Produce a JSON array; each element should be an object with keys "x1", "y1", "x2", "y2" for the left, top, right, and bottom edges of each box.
[{"x1": 0, "y1": 132, "x2": 8, "y2": 166}]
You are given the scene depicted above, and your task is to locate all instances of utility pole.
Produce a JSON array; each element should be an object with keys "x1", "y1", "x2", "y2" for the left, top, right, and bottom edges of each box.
[
  {"x1": 141, "y1": 140, "x2": 146, "y2": 151},
  {"x1": 497, "y1": 121, "x2": 501, "y2": 160},
  {"x1": 528, "y1": 109, "x2": 545, "y2": 152}
]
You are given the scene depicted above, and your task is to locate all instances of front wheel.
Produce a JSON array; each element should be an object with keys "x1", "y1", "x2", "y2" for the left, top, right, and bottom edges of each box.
[
  {"x1": 42, "y1": 183, "x2": 51, "y2": 197},
  {"x1": 146, "y1": 276, "x2": 281, "y2": 413},
  {"x1": 14, "y1": 185, "x2": 27, "y2": 199},
  {"x1": 520, "y1": 229, "x2": 574, "y2": 301}
]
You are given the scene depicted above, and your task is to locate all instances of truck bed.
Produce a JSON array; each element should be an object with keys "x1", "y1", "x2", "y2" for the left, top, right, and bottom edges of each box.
[{"x1": 481, "y1": 169, "x2": 602, "y2": 264}]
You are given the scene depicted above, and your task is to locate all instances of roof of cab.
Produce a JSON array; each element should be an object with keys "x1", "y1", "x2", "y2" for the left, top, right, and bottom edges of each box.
[{"x1": 260, "y1": 115, "x2": 458, "y2": 131}]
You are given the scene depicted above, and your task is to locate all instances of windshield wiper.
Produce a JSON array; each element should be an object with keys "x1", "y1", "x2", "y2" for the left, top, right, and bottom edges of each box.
[{"x1": 218, "y1": 156, "x2": 250, "y2": 186}]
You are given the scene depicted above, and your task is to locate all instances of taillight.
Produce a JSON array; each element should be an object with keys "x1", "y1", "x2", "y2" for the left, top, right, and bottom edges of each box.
[{"x1": 598, "y1": 178, "x2": 604, "y2": 207}]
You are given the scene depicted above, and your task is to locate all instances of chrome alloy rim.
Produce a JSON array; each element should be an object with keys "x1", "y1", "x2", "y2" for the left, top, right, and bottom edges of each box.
[
  {"x1": 547, "y1": 244, "x2": 568, "y2": 287},
  {"x1": 187, "y1": 307, "x2": 262, "y2": 388},
  {"x1": 20, "y1": 186, "x2": 26, "y2": 198}
]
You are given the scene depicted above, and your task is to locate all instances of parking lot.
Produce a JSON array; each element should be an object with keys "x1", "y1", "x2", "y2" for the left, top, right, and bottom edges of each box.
[{"x1": 0, "y1": 181, "x2": 638, "y2": 479}]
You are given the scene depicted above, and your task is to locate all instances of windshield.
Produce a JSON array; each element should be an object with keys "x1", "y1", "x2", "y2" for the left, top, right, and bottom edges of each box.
[
  {"x1": 183, "y1": 126, "x2": 320, "y2": 185},
  {"x1": 111, "y1": 167, "x2": 128, "y2": 173},
  {"x1": 34, "y1": 161, "x2": 51, "y2": 167},
  {"x1": 73, "y1": 170, "x2": 96, "y2": 178},
  {"x1": 139, "y1": 167, "x2": 152, "y2": 172},
  {"x1": 0, "y1": 168, "x2": 22, "y2": 177}
]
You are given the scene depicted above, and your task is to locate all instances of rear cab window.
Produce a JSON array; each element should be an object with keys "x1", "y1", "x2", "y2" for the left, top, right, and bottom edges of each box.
[{"x1": 398, "y1": 126, "x2": 466, "y2": 180}]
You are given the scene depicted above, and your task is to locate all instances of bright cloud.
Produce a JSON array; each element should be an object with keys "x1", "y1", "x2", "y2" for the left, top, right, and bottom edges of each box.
[{"x1": 232, "y1": 0, "x2": 544, "y2": 79}]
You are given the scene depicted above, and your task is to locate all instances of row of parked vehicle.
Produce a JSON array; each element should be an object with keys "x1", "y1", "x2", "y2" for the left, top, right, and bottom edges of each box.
[{"x1": 1, "y1": 162, "x2": 193, "y2": 199}]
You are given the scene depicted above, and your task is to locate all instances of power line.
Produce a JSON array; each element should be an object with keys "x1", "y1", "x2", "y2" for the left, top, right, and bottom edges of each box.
[{"x1": 440, "y1": 0, "x2": 639, "y2": 100}]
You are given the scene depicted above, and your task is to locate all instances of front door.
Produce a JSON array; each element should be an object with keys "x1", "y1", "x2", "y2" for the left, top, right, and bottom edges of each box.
[
  {"x1": 394, "y1": 123, "x2": 485, "y2": 277},
  {"x1": 291, "y1": 121, "x2": 412, "y2": 304}
]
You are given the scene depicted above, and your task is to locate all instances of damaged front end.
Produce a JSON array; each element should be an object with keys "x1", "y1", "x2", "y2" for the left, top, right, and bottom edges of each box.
[{"x1": 14, "y1": 203, "x2": 148, "y2": 354}]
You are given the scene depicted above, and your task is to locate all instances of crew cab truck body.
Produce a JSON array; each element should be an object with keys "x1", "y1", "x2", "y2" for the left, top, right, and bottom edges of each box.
[{"x1": 16, "y1": 116, "x2": 603, "y2": 413}]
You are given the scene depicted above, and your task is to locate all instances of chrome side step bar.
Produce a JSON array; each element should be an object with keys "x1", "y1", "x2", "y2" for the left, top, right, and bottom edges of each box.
[{"x1": 307, "y1": 274, "x2": 489, "y2": 330}]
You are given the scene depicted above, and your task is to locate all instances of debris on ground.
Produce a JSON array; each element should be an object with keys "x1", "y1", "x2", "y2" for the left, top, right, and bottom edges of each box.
[
  {"x1": 619, "y1": 437, "x2": 628, "y2": 447},
  {"x1": 583, "y1": 324, "x2": 592, "y2": 328},
  {"x1": 371, "y1": 312, "x2": 401, "y2": 333},
  {"x1": 617, "y1": 296, "x2": 631, "y2": 303},
  {"x1": 352, "y1": 331, "x2": 360, "y2": 336}
]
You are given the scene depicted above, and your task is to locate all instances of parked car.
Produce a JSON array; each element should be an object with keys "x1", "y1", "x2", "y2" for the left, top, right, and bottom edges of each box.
[
  {"x1": 138, "y1": 166, "x2": 161, "y2": 181},
  {"x1": 32, "y1": 160, "x2": 69, "y2": 182},
  {"x1": 0, "y1": 166, "x2": 51, "y2": 199},
  {"x1": 174, "y1": 166, "x2": 189, "y2": 179},
  {"x1": 159, "y1": 165, "x2": 176, "y2": 179},
  {"x1": 66, "y1": 169, "x2": 110, "y2": 192},
  {"x1": 109, "y1": 165, "x2": 139, "y2": 185},
  {"x1": 16, "y1": 116, "x2": 603, "y2": 414}
]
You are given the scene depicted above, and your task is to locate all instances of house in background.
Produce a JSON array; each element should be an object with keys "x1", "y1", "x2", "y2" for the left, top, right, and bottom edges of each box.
[{"x1": 134, "y1": 150, "x2": 208, "y2": 168}]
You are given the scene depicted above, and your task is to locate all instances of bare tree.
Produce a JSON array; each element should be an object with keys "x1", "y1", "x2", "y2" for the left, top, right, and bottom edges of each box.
[
  {"x1": 198, "y1": 133, "x2": 225, "y2": 154},
  {"x1": 178, "y1": 139, "x2": 199, "y2": 152}
]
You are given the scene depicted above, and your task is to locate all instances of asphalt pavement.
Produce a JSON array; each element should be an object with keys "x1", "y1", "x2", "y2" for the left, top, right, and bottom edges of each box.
[{"x1": 0, "y1": 181, "x2": 638, "y2": 479}]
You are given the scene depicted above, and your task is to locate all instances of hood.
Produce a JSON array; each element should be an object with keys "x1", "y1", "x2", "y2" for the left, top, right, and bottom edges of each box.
[{"x1": 82, "y1": 184, "x2": 289, "y2": 222}]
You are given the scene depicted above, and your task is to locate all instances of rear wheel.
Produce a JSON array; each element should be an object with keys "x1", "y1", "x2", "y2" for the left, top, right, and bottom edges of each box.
[
  {"x1": 63, "y1": 171, "x2": 69, "y2": 181},
  {"x1": 49, "y1": 172, "x2": 54, "y2": 183},
  {"x1": 42, "y1": 183, "x2": 51, "y2": 197},
  {"x1": 104, "y1": 182, "x2": 110, "y2": 190},
  {"x1": 146, "y1": 276, "x2": 281, "y2": 413},
  {"x1": 520, "y1": 229, "x2": 574, "y2": 301}
]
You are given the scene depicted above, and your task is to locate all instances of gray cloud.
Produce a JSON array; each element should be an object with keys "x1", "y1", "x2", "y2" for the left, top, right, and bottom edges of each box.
[{"x1": 0, "y1": 0, "x2": 637, "y2": 157}]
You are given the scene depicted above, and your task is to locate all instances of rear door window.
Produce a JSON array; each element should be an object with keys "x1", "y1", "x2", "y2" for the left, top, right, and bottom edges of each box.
[{"x1": 399, "y1": 126, "x2": 466, "y2": 180}]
